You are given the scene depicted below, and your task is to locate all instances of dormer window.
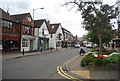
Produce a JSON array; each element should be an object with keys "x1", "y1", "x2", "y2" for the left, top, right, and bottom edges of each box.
[
  {"x1": 57, "y1": 33, "x2": 62, "y2": 40},
  {"x1": 28, "y1": 17, "x2": 31, "y2": 22}
]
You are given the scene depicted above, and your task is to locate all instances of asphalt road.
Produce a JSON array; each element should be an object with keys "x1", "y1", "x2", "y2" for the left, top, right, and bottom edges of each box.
[{"x1": 3, "y1": 47, "x2": 91, "y2": 79}]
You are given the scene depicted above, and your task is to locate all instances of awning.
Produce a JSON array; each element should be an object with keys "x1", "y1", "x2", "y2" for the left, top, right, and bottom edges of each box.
[
  {"x1": 22, "y1": 35, "x2": 36, "y2": 39},
  {"x1": 39, "y1": 37, "x2": 49, "y2": 40},
  {"x1": 2, "y1": 34, "x2": 20, "y2": 40}
]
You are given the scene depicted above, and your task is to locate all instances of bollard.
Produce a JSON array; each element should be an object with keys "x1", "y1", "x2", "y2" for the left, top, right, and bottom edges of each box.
[
  {"x1": 40, "y1": 48, "x2": 42, "y2": 53},
  {"x1": 50, "y1": 47, "x2": 52, "y2": 52},
  {"x1": 22, "y1": 49, "x2": 24, "y2": 55}
]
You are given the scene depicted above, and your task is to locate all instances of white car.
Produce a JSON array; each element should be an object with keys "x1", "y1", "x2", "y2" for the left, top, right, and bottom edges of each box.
[
  {"x1": 74, "y1": 44, "x2": 80, "y2": 48},
  {"x1": 0, "y1": 45, "x2": 3, "y2": 50},
  {"x1": 86, "y1": 44, "x2": 93, "y2": 48}
]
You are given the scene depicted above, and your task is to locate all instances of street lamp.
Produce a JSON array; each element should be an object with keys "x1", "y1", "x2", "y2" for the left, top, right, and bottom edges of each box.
[{"x1": 33, "y1": 7, "x2": 44, "y2": 20}]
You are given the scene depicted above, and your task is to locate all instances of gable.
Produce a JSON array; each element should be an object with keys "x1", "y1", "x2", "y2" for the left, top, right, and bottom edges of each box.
[
  {"x1": 11, "y1": 13, "x2": 33, "y2": 22},
  {"x1": 56, "y1": 25, "x2": 63, "y2": 35},
  {"x1": 49, "y1": 24, "x2": 59, "y2": 34}
]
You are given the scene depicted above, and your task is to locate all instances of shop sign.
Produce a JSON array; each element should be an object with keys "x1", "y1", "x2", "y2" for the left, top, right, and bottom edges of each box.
[{"x1": 22, "y1": 35, "x2": 36, "y2": 39}]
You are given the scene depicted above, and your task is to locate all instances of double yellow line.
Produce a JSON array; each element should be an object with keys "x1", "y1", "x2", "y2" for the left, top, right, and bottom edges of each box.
[
  {"x1": 57, "y1": 66, "x2": 78, "y2": 80},
  {"x1": 57, "y1": 55, "x2": 83, "y2": 81}
]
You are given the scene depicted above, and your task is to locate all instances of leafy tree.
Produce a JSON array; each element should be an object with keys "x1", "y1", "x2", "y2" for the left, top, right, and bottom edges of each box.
[
  {"x1": 64, "y1": 0, "x2": 118, "y2": 53},
  {"x1": 87, "y1": 29, "x2": 114, "y2": 45}
]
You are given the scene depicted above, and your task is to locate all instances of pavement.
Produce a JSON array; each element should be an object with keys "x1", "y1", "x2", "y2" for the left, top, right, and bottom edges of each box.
[
  {"x1": 2, "y1": 48, "x2": 68, "y2": 60},
  {"x1": 57, "y1": 47, "x2": 119, "y2": 81}
]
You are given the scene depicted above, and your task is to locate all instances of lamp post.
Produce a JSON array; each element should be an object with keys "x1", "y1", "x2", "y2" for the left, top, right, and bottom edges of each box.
[{"x1": 33, "y1": 7, "x2": 44, "y2": 20}]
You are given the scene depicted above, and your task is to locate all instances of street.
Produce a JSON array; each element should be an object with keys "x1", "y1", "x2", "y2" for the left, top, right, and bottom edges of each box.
[{"x1": 2, "y1": 48, "x2": 91, "y2": 79}]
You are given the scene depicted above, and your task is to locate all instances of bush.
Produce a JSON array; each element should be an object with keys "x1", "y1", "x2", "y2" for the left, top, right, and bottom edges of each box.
[
  {"x1": 101, "y1": 58, "x2": 109, "y2": 65},
  {"x1": 108, "y1": 50, "x2": 117, "y2": 54},
  {"x1": 81, "y1": 58, "x2": 88, "y2": 67},
  {"x1": 81, "y1": 55, "x2": 95, "y2": 67},
  {"x1": 107, "y1": 55, "x2": 120, "y2": 63},
  {"x1": 93, "y1": 58, "x2": 103, "y2": 66}
]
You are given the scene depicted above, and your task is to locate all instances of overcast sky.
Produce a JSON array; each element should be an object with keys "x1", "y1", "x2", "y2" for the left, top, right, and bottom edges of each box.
[{"x1": 0, "y1": 0, "x2": 118, "y2": 37}]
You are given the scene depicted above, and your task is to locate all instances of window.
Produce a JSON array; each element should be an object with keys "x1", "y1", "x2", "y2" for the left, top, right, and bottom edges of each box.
[
  {"x1": 44, "y1": 29, "x2": 48, "y2": 35},
  {"x1": 25, "y1": 26, "x2": 30, "y2": 34},
  {"x1": 6, "y1": 21, "x2": 9, "y2": 28},
  {"x1": 28, "y1": 17, "x2": 31, "y2": 22},
  {"x1": 4, "y1": 21, "x2": 7, "y2": 27},
  {"x1": 22, "y1": 42, "x2": 28, "y2": 47},
  {"x1": 42, "y1": 29, "x2": 44, "y2": 35},
  {"x1": 56, "y1": 33, "x2": 62, "y2": 40},
  {"x1": 9, "y1": 22, "x2": 12, "y2": 28},
  {"x1": 2, "y1": 20, "x2": 13, "y2": 28},
  {"x1": 22, "y1": 39, "x2": 29, "y2": 47},
  {"x1": 2, "y1": 20, "x2": 4, "y2": 26}
]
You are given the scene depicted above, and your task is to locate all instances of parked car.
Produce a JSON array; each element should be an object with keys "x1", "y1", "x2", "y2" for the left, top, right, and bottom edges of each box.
[
  {"x1": 0, "y1": 45, "x2": 3, "y2": 51},
  {"x1": 74, "y1": 44, "x2": 80, "y2": 48},
  {"x1": 86, "y1": 44, "x2": 93, "y2": 48}
]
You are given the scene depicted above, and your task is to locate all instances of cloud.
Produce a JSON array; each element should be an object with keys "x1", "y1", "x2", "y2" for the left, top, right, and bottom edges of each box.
[{"x1": 0, "y1": 0, "x2": 32, "y2": 14}]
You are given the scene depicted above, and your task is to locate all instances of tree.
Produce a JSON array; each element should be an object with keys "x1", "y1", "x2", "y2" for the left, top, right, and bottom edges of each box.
[
  {"x1": 87, "y1": 29, "x2": 114, "y2": 45},
  {"x1": 64, "y1": 0, "x2": 118, "y2": 53}
]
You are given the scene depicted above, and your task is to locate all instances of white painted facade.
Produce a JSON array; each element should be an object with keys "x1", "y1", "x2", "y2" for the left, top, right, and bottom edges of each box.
[
  {"x1": 21, "y1": 35, "x2": 36, "y2": 52},
  {"x1": 118, "y1": 0, "x2": 120, "y2": 21},
  {"x1": 33, "y1": 21, "x2": 50, "y2": 51},
  {"x1": 49, "y1": 24, "x2": 64, "y2": 49}
]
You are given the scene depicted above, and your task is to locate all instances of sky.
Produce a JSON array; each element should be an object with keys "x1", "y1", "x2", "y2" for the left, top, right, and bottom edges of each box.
[{"x1": 0, "y1": 0, "x2": 118, "y2": 37}]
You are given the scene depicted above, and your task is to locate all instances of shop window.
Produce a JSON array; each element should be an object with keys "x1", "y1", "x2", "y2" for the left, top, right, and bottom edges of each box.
[
  {"x1": 22, "y1": 39, "x2": 28, "y2": 47},
  {"x1": 22, "y1": 42, "x2": 28, "y2": 47},
  {"x1": 11, "y1": 41, "x2": 18, "y2": 49}
]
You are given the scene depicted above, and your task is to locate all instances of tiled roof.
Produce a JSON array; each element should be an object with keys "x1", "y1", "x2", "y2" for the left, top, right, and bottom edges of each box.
[
  {"x1": 11, "y1": 13, "x2": 31, "y2": 22},
  {"x1": 34, "y1": 19, "x2": 50, "y2": 33},
  {"x1": 62, "y1": 27, "x2": 71, "y2": 34},
  {"x1": 34, "y1": 19, "x2": 45, "y2": 28},
  {"x1": 0, "y1": 8, "x2": 16, "y2": 22},
  {"x1": 49, "y1": 23, "x2": 60, "y2": 34}
]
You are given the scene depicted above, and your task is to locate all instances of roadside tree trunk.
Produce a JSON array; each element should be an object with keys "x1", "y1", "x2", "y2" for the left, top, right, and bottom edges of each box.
[{"x1": 98, "y1": 31, "x2": 103, "y2": 54}]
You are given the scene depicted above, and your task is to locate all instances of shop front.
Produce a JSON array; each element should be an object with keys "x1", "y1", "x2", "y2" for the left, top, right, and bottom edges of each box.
[
  {"x1": 2, "y1": 34, "x2": 20, "y2": 52},
  {"x1": 21, "y1": 35, "x2": 35, "y2": 52},
  {"x1": 38, "y1": 37, "x2": 49, "y2": 51}
]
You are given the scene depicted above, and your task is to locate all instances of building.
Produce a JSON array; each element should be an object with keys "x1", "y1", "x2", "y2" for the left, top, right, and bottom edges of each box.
[
  {"x1": 62, "y1": 28, "x2": 78, "y2": 47},
  {"x1": 34, "y1": 19, "x2": 50, "y2": 51},
  {"x1": 11, "y1": 13, "x2": 35, "y2": 52},
  {"x1": 1, "y1": 8, "x2": 21, "y2": 52},
  {"x1": 49, "y1": 23, "x2": 64, "y2": 49}
]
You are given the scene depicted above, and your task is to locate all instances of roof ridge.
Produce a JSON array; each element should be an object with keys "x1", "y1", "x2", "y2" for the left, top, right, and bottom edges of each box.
[{"x1": 11, "y1": 13, "x2": 30, "y2": 16}]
